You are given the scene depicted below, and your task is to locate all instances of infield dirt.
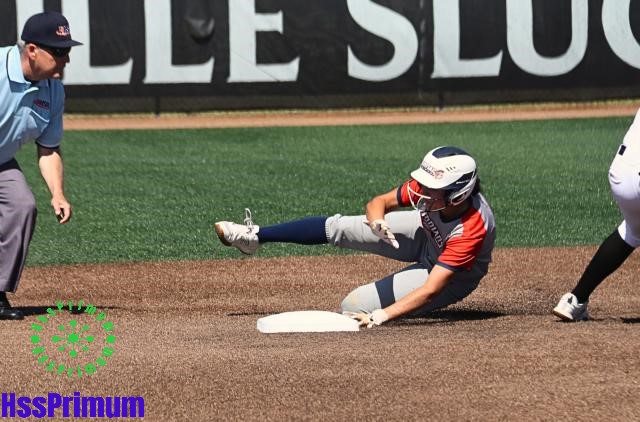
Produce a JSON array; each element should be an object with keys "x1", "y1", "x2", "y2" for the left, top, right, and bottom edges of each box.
[
  {"x1": 1, "y1": 104, "x2": 639, "y2": 421},
  {"x1": 2, "y1": 247, "x2": 639, "y2": 421}
]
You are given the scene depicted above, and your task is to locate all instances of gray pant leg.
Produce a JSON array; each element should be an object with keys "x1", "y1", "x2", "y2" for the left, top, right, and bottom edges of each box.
[
  {"x1": 340, "y1": 263, "x2": 480, "y2": 315},
  {"x1": 329, "y1": 211, "x2": 480, "y2": 315},
  {"x1": 0, "y1": 160, "x2": 37, "y2": 292},
  {"x1": 326, "y1": 211, "x2": 426, "y2": 262}
]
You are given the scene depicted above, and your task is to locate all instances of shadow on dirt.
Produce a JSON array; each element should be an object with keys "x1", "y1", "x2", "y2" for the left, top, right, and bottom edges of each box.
[
  {"x1": 227, "y1": 309, "x2": 506, "y2": 322},
  {"x1": 15, "y1": 305, "x2": 121, "y2": 317},
  {"x1": 227, "y1": 311, "x2": 275, "y2": 317},
  {"x1": 398, "y1": 309, "x2": 505, "y2": 325}
]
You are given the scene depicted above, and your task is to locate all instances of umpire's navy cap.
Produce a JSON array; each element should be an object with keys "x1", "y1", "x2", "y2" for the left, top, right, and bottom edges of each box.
[{"x1": 21, "y1": 11, "x2": 83, "y2": 48}]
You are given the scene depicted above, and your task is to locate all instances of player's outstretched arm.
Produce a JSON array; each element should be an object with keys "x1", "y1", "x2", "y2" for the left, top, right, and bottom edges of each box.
[
  {"x1": 385, "y1": 265, "x2": 454, "y2": 320},
  {"x1": 364, "y1": 188, "x2": 400, "y2": 248},
  {"x1": 346, "y1": 265, "x2": 455, "y2": 328},
  {"x1": 365, "y1": 188, "x2": 399, "y2": 222}
]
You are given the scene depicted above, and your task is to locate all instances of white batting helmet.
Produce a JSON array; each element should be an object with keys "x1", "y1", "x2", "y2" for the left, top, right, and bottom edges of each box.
[{"x1": 409, "y1": 146, "x2": 478, "y2": 210}]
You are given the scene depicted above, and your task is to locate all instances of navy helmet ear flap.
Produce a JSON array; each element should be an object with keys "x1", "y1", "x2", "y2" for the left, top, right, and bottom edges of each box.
[{"x1": 445, "y1": 171, "x2": 477, "y2": 206}]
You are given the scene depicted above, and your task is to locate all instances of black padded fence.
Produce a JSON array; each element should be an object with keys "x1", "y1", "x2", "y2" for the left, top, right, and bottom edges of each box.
[{"x1": 2, "y1": 0, "x2": 640, "y2": 113}]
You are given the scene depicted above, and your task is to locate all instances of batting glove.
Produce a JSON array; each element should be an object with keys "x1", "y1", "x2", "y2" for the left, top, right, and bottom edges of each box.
[
  {"x1": 344, "y1": 309, "x2": 389, "y2": 328},
  {"x1": 364, "y1": 219, "x2": 399, "y2": 249}
]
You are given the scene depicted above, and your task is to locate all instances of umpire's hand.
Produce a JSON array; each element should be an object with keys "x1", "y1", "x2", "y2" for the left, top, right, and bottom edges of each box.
[{"x1": 51, "y1": 195, "x2": 72, "y2": 224}]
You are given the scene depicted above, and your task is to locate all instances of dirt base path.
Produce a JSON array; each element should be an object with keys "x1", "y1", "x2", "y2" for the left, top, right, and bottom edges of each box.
[
  {"x1": 0, "y1": 103, "x2": 637, "y2": 420},
  {"x1": 63, "y1": 101, "x2": 638, "y2": 130},
  {"x1": 0, "y1": 246, "x2": 638, "y2": 421}
]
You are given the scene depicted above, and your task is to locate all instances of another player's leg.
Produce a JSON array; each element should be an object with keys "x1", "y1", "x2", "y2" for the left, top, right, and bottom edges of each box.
[
  {"x1": 554, "y1": 155, "x2": 640, "y2": 321},
  {"x1": 572, "y1": 229, "x2": 634, "y2": 303},
  {"x1": 553, "y1": 229, "x2": 634, "y2": 321}
]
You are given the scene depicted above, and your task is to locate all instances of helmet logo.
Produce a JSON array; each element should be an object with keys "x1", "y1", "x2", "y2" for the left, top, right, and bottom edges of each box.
[{"x1": 421, "y1": 163, "x2": 444, "y2": 179}]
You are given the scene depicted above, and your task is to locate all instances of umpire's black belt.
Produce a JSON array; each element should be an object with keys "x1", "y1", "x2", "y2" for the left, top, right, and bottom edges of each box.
[{"x1": 0, "y1": 158, "x2": 19, "y2": 171}]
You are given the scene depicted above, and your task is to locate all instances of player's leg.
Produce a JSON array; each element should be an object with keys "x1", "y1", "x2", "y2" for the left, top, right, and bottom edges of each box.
[
  {"x1": 325, "y1": 210, "x2": 425, "y2": 262},
  {"x1": 554, "y1": 153, "x2": 638, "y2": 321},
  {"x1": 572, "y1": 156, "x2": 640, "y2": 302},
  {"x1": 258, "y1": 216, "x2": 328, "y2": 245},
  {"x1": 0, "y1": 160, "x2": 37, "y2": 320},
  {"x1": 214, "y1": 209, "x2": 425, "y2": 262},
  {"x1": 340, "y1": 263, "x2": 480, "y2": 315},
  {"x1": 570, "y1": 229, "x2": 634, "y2": 302},
  {"x1": 214, "y1": 209, "x2": 328, "y2": 255}
]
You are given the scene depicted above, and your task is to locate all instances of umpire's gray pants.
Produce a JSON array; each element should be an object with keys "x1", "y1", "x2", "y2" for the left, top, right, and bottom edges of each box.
[
  {"x1": 325, "y1": 212, "x2": 481, "y2": 316},
  {"x1": 0, "y1": 159, "x2": 37, "y2": 292}
]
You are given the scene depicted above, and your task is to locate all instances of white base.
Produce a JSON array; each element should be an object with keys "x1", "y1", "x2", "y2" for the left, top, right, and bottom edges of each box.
[{"x1": 257, "y1": 310, "x2": 360, "y2": 333}]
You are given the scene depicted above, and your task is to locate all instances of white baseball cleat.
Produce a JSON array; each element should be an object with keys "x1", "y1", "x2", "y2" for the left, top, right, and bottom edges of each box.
[
  {"x1": 553, "y1": 292, "x2": 589, "y2": 321},
  {"x1": 214, "y1": 208, "x2": 260, "y2": 255}
]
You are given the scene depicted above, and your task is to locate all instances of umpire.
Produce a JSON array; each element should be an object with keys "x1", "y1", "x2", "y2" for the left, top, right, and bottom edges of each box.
[{"x1": 0, "y1": 11, "x2": 81, "y2": 320}]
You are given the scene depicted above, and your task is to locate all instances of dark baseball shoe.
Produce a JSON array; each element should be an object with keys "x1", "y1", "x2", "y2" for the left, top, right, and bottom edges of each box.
[
  {"x1": 0, "y1": 293, "x2": 24, "y2": 320},
  {"x1": 214, "y1": 208, "x2": 260, "y2": 255},
  {"x1": 0, "y1": 306, "x2": 24, "y2": 320}
]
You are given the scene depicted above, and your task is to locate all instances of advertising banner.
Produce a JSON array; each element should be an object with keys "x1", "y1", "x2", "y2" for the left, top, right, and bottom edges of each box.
[{"x1": 1, "y1": 0, "x2": 639, "y2": 111}]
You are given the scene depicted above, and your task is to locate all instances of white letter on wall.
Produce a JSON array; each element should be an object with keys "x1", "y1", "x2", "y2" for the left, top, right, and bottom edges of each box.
[
  {"x1": 16, "y1": 0, "x2": 42, "y2": 31},
  {"x1": 61, "y1": 0, "x2": 133, "y2": 85},
  {"x1": 16, "y1": 0, "x2": 132, "y2": 85},
  {"x1": 143, "y1": 0, "x2": 214, "y2": 84},
  {"x1": 507, "y1": 0, "x2": 588, "y2": 76},
  {"x1": 347, "y1": 0, "x2": 418, "y2": 81},
  {"x1": 227, "y1": 0, "x2": 299, "y2": 82},
  {"x1": 602, "y1": 0, "x2": 640, "y2": 69},
  {"x1": 431, "y1": 0, "x2": 502, "y2": 78}
]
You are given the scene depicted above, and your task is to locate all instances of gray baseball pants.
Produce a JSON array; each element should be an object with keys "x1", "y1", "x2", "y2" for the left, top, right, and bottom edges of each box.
[
  {"x1": 0, "y1": 159, "x2": 37, "y2": 292},
  {"x1": 325, "y1": 211, "x2": 481, "y2": 316}
]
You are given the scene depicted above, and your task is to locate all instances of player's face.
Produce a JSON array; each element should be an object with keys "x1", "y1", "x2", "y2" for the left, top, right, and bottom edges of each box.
[
  {"x1": 31, "y1": 44, "x2": 70, "y2": 79},
  {"x1": 417, "y1": 185, "x2": 447, "y2": 212}
]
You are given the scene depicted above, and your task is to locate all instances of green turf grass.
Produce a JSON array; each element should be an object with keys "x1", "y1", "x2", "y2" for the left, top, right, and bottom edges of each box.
[{"x1": 15, "y1": 116, "x2": 628, "y2": 265}]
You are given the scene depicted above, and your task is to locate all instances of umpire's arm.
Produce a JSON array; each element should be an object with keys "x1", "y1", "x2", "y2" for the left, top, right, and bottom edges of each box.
[{"x1": 37, "y1": 144, "x2": 72, "y2": 224}]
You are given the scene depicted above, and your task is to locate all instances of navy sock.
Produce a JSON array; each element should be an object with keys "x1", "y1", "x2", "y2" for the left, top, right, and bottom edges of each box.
[
  {"x1": 258, "y1": 216, "x2": 328, "y2": 245},
  {"x1": 572, "y1": 229, "x2": 634, "y2": 303}
]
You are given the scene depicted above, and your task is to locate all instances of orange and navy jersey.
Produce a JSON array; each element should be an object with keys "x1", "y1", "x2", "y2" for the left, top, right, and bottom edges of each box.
[{"x1": 397, "y1": 179, "x2": 495, "y2": 273}]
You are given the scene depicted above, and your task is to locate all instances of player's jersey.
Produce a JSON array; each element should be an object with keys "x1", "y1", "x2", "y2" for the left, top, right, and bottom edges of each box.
[{"x1": 397, "y1": 179, "x2": 495, "y2": 276}]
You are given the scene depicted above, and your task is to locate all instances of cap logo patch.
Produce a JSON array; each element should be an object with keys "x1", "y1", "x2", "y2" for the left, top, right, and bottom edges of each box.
[
  {"x1": 56, "y1": 25, "x2": 71, "y2": 37},
  {"x1": 421, "y1": 163, "x2": 443, "y2": 179}
]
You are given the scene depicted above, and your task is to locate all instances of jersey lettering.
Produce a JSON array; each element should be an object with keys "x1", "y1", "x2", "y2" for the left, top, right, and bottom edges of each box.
[
  {"x1": 397, "y1": 178, "x2": 495, "y2": 273},
  {"x1": 420, "y1": 212, "x2": 444, "y2": 248}
]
